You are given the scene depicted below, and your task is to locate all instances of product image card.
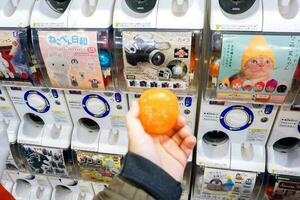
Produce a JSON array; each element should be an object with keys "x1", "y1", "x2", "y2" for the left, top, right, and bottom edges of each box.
[
  {"x1": 0, "y1": 30, "x2": 33, "y2": 85},
  {"x1": 76, "y1": 151, "x2": 122, "y2": 183},
  {"x1": 217, "y1": 34, "x2": 300, "y2": 103},
  {"x1": 38, "y1": 31, "x2": 105, "y2": 90},
  {"x1": 122, "y1": 31, "x2": 193, "y2": 90},
  {"x1": 270, "y1": 177, "x2": 300, "y2": 200},
  {"x1": 19, "y1": 145, "x2": 68, "y2": 177},
  {"x1": 201, "y1": 168, "x2": 257, "y2": 200}
]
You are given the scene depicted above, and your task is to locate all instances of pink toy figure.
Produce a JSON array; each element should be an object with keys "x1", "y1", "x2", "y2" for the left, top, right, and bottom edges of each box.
[{"x1": 265, "y1": 79, "x2": 278, "y2": 93}]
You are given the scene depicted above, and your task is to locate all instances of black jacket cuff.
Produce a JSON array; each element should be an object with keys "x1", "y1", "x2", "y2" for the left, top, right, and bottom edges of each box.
[{"x1": 120, "y1": 152, "x2": 182, "y2": 200}]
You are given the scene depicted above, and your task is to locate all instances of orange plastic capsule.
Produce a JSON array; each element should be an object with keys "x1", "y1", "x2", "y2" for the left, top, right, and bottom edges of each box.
[{"x1": 139, "y1": 89, "x2": 179, "y2": 135}]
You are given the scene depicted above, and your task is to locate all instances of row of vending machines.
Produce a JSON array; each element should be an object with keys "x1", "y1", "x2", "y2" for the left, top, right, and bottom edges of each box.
[
  {"x1": 0, "y1": 86, "x2": 196, "y2": 200},
  {"x1": 0, "y1": 85, "x2": 299, "y2": 200},
  {"x1": 0, "y1": 0, "x2": 299, "y2": 103},
  {"x1": 0, "y1": 0, "x2": 299, "y2": 200}
]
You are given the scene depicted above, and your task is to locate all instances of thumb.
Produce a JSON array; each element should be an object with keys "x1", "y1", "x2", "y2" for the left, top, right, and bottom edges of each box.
[
  {"x1": 126, "y1": 101, "x2": 144, "y2": 135},
  {"x1": 127, "y1": 101, "x2": 140, "y2": 119}
]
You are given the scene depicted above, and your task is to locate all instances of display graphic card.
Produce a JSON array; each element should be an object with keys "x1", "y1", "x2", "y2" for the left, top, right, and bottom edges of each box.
[
  {"x1": 122, "y1": 31, "x2": 193, "y2": 90},
  {"x1": 76, "y1": 151, "x2": 122, "y2": 183},
  {"x1": 269, "y1": 176, "x2": 300, "y2": 200},
  {"x1": 217, "y1": 34, "x2": 300, "y2": 103},
  {"x1": 200, "y1": 168, "x2": 257, "y2": 200},
  {"x1": 0, "y1": 30, "x2": 34, "y2": 85},
  {"x1": 38, "y1": 31, "x2": 105, "y2": 90},
  {"x1": 19, "y1": 145, "x2": 68, "y2": 177}
]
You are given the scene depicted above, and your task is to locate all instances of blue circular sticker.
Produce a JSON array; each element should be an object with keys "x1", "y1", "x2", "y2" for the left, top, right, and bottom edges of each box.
[
  {"x1": 82, "y1": 94, "x2": 110, "y2": 118},
  {"x1": 220, "y1": 105, "x2": 254, "y2": 131},
  {"x1": 24, "y1": 90, "x2": 50, "y2": 113}
]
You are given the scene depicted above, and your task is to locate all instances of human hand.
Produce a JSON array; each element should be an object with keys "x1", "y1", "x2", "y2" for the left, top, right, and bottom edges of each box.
[{"x1": 126, "y1": 101, "x2": 196, "y2": 182}]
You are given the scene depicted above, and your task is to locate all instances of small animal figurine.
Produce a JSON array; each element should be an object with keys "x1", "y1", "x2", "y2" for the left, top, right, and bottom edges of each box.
[
  {"x1": 46, "y1": 52, "x2": 70, "y2": 87},
  {"x1": 0, "y1": 52, "x2": 11, "y2": 79},
  {"x1": 89, "y1": 79, "x2": 100, "y2": 88},
  {"x1": 71, "y1": 76, "x2": 78, "y2": 87},
  {"x1": 265, "y1": 79, "x2": 278, "y2": 93}
]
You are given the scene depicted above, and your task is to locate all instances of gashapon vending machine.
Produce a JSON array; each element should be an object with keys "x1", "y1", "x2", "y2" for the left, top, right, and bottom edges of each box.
[
  {"x1": 205, "y1": 0, "x2": 300, "y2": 105},
  {"x1": 113, "y1": 0, "x2": 205, "y2": 198},
  {"x1": 63, "y1": 0, "x2": 125, "y2": 194},
  {"x1": 31, "y1": 0, "x2": 115, "y2": 90},
  {"x1": 113, "y1": 0, "x2": 204, "y2": 93},
  {"x1": 6, "y1": 87, "x2": 75, "y2": 179},
  {"x1": 263, "y1": 1, "x2": 300, "y2": 199},
  {"x1": 0, "y1": 0, "x2": 43, "y2": 86},
  {"x1": 194, "y1": 0, "x2": 279, "y2": 199},
  {"x1": 265, "y1": 100, "x2": 300, "y2": 200},
  {"x1": 128, "y1": 92, "x2": 197, "y2": 200}
]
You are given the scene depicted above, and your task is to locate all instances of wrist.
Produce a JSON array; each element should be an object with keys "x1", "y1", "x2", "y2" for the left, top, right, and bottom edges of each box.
[{"x1": 120, "y1": 152, "x2": 182, "y2": 200}]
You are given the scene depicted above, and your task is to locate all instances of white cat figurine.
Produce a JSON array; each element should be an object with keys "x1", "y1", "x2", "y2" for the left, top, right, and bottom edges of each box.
[
  {"x1": 46, "y1": 52, "x2": 70, "y2": 87},
  {"x1": 0, "y1": 53, "x2": 11, "y2": 79}
]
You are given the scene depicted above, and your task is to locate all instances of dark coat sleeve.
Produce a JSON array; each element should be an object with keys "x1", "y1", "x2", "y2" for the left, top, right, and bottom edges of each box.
[{"x1": 94, "y1": 152, "x2": 183, "y2": 200}]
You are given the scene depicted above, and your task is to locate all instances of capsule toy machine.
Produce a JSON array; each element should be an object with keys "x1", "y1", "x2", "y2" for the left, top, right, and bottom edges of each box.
[
  {"x1": 128, "y1": 92, "x2": 197, "y2": 199},
  {"x1": 48, "y1": 177, "x2": 95, "y2": 200},
  {"x1": 113, "y1": 0, "x2": 205, "y2": 93},
  {"x1": 65, "y1": 90, "x2": 127, "y2": 186},
  {"x1": 205, "y1": 0, "x2": 300, "y2": 105},
  {"x1": 6, "y1": 87, "x2": 75, "y2": 178},
  {"x1": 9, "y1": 171, "x2": 53, "y2": 200},
  {"x1": 0, "y1": 0, "x2": 43, "y2": 86},
  {"x1": 193, "y1": 99, "x2": 277, "y2": 200},
  {"x1": 265, "y1": 96, "x2": 300, "y2": 200},
  {"x1": 30, "y1": 0, "x2": 115, "y2": 90}
]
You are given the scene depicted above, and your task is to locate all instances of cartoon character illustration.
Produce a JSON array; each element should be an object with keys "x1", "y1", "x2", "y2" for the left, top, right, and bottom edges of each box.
[
  {"x1": 71, "y1": 76, "x2": 78, "y2": 87},
  {"x1": 71, "y1": 58, "x2": 85, "y2": 81},
  {"x1": 219, "y1": 77, "x2": 230, "y2": 90},
  {"x1": 0, "y1": 47, "x2": 16, "y2": 75},
  {"x1": 207, "y1": 179, "x2": 224, "y2": 191},
  {"x1": 0, "y1": 52, "x2": 11, "y2": 78},
  {"x1": 46, "y1": 52, "x2": 70, "y2": 87},
  {"x1": 235, "y1": 173, "x2": 243, "y2": 181},
  {"x1": 231, "y1": 79, "x2": 243, "y2": 91},
  {"x1": 277, "y1": 82, "x2": 288, "y2": 93},
  {"x1": 224, "y1": 176, "x2": 234, "y2": 191},
  {"x1": 254, "y1": 81, "x2": 265, "y2": 92},
  {"x1": 242, "y1": 80, "x2": 254, "y2": 91},
  {"x1": 265, "y1": 79, "x2": 278, "y2": 93},
  {"x1": 89, "y1": 79, "x2": 100, "y2": 88},
  {"x1": 19, "y1": 146, "x2": 67, "y2": 177},
  {"x1": 243, "y1": 178, "x2": 253, "y2": 188},
  {"x1": 226, "y1": 36, "x2": 275, "y2": 86}
]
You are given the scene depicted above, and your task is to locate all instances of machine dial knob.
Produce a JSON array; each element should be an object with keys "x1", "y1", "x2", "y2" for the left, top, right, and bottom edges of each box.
[
  {"x1": 86, "y1": 97, "x2": 107, "y2": 116},
  {"x1": 82, "y1": 94, "x2": 110, "y2": 118},
  {"x1": 24, "y1": 91, "x2": 50, "y2": 113},
  {"x1": 224, "y1": 109, "x2": 249, "y2": 128},
  {"x1": 220, "y1": 105, "x2": 254, "y2": 131}
]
